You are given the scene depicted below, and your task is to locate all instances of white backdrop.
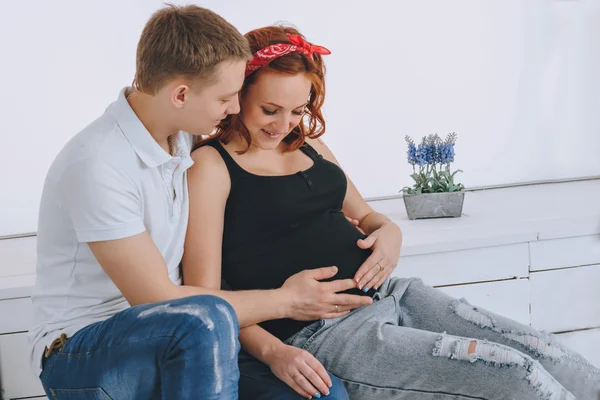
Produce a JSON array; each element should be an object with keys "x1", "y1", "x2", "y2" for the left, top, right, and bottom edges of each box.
[{"x1": 1, "y1": 0, "x2": 599, "y2": 236}]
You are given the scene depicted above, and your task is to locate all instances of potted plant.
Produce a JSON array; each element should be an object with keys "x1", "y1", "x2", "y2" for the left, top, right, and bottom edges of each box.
[{"x1": 401, "y1": 133, "x2": 465, "y2": 220}]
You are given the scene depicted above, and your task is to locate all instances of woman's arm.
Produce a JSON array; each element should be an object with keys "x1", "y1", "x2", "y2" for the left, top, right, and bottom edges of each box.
[
  {"x1": 307, "y1": 137, "x2": 403, "y2": 291},
  {"x1": 182, "y1": 146, "x2": 230, "y2": 290}
]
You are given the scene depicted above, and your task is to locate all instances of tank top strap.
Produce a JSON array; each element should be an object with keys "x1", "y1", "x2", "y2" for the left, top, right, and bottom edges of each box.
[
  {"x1": 201, "y1": 139, "x2": 248, "y2": 180},
  {"x1": 300, "y1": 142, "x2": 322, "y2": 162}
]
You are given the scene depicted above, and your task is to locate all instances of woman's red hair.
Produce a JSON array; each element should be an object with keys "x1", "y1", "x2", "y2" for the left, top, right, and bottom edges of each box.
[{"x1": 196, "y1": 26, "x2": 327, "y2": 153}]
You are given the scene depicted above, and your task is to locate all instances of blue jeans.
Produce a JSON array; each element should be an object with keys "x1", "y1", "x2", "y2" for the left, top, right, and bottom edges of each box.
[
  {"x1": 238, "y1": 350, "x2": 349, "y2": 400},
  {"x1": 40, "y1": 295, "x2": 240, "y2": 399}
]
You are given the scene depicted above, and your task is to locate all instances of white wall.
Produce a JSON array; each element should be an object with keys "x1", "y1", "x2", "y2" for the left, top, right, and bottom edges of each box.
[{"x1": 1, "y1": 0, "x2": 598, "y2": 236}]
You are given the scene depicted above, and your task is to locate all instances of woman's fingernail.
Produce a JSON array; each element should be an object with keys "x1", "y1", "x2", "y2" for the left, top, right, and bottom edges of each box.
[
  {"x1": 363, "y1": 287, "x2": 369, "y2": 293},
  {"x1": 314, "y1": 393, "x2": 321, "y2": 399}
]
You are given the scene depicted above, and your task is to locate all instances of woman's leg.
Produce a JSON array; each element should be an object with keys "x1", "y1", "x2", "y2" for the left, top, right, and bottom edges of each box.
[
  {"x1": 238, "y1": 350, "x2": 349, "y2": 400},
  {"x1": 391, "y1": 277, "x2": 600, "y2": 400},
  {"x1": 286, "y1": 279, "x2": 590, "y2": 399},
  {"x1": 40, "y1": 295, "x2": 240, "y2": 399}
]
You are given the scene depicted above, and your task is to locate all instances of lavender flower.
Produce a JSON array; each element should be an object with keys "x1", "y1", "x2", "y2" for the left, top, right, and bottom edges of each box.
[
  {"x1": 440, "y1": 132, "x2": 457, "y2": 164},
  {"x1": 402, "y1": 132, "x2": 463, "y2": 194},
  {"x1": 418, "y1": 137, "x2": 434, "y2": 165},
  {"x1": 405, "y1": 135, "x2": 418, "y2": 165}
]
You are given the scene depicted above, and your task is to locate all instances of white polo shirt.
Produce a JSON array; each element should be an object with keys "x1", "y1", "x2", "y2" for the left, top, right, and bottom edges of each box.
[{"x1": 28, "y1": 88, "x2": 194, "y2": 376}]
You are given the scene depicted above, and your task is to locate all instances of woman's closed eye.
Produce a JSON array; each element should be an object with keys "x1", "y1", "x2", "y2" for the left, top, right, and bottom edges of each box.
[{"x1": 262, "y1": 107, "x2": 306, "y2": 116}]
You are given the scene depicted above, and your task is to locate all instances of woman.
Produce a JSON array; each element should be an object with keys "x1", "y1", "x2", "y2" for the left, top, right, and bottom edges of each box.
[{"x1": 184, "y1": 26, "x2": 600, "y2": 400}]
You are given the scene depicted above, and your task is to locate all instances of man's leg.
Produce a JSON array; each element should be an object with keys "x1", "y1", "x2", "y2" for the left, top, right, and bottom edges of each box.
[
  {"x1": 238, "y1": 350, "x2": 349, "y2": 400},
  {"x1": 40, "y1": 295, "x2": 240, "y2": 399}
]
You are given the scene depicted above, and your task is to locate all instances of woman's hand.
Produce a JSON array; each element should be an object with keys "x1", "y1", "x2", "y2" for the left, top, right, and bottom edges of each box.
[
  {"x1": 266, "y1": 343, "x2": 332, "y2": 399},
  {"x1": 353, "y1": 221, "x2": 402, "y2": 291}
]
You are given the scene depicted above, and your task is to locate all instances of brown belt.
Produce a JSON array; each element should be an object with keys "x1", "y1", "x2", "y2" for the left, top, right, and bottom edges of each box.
[{"x1": 44, "y1": 333, "x2": 68, "y2": 358}]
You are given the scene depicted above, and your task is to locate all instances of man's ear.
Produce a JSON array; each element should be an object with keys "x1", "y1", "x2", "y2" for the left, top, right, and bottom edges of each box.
[{"x1": 172, "y1": 84, "x2": 191, "y2": 108}]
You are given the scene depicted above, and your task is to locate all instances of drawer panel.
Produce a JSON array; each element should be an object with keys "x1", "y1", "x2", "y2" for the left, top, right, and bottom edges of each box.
[
  {"x1": 555, "y1": 328, "x2": 600, "y2": 369},
  {"x1": 0, "y1": 297, "x2": 32, "y2": 334},
  {"x1": 0, "y1": 332, "x2": 45, "y2": 399},
  {"x1": 530, "y1": 235, "x2": 600, "y2": 271},
  {"x1": 438, "y1": 278, "x2": 530, "y2": 326},
  {"x1": 395, "y1": 243, "x2": 529, "y2": 287},
  {"x1": 531, "y1": 264, "x2": 600, "y2": 332}
]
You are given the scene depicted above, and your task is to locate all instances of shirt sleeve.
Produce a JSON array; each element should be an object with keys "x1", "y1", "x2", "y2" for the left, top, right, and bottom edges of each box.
[{"x1": 59, "y1": 159, "x2": 146, "y2": 243}]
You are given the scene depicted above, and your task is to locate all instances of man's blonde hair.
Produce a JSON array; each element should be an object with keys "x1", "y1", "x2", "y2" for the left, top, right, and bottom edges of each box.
[{"x1": 133, "y1": 4, "x2": 251, "y2": 94}]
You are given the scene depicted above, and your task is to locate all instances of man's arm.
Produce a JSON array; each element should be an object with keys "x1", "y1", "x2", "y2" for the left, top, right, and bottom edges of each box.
[
  {"x1": 89, "y1": 233, "x2": 289, "y2": 327},
  {"x1": 60, "y1": 156, "x2": 363, "y2": 327},
  {"x1": 89, "y1": 232, "x2": 365, "y2": 327}
]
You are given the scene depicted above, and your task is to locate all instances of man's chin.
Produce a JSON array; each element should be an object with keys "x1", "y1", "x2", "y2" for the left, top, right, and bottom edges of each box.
[{"x1": 189, "y1": 127, "x2": 217, "y2": 137}]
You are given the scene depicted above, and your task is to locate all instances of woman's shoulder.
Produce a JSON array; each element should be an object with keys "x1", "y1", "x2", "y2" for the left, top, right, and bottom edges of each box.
[
  {"x1": 190, "y1": 139, "x2": 227, "y2": 170},
  {"x1": 304, "y1": 137, "x2": 326, "y2": 152},
  {"x1": 304, "y1": 136, "x2": 347, "y2": 173}
]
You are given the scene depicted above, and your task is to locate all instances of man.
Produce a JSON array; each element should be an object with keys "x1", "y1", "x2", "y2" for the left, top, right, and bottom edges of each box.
[{"x1": 30, "y1": 5, "x2": 369, "y2": 398}]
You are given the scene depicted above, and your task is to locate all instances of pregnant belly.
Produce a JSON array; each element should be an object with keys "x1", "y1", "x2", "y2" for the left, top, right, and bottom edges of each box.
[{"x1": 223, "y1": 211, "x2": 372, "y2": 293}]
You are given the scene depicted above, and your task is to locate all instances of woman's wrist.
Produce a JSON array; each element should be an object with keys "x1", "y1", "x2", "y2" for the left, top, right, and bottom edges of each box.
[{"x1": 257, "y1": 339, "x2": 287, "y2": 365}]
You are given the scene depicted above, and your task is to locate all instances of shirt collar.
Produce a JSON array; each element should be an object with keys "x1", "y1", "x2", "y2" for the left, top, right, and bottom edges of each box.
[{"x1": 109, "y1": 87, "x2": 177, "y2": 168}]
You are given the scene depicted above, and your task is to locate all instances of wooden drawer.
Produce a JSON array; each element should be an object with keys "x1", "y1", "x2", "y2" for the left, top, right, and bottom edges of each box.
[
  {"x1": 0, "y1": 332, "x2": 45, "y2": 399},
  {"x1": 0, "y1": 297, "x2": 32, "y2": 334},
  {"x1": 0, "y1": 237, "x2": 37, "y2": 279},
  {"x1": 530, "y1": 264, "x2": 600, "y2": 332},
  {"x1": 438, "y1": 278, "x2": 530, "y2": 326},
  {"x1": 530, "y1": 235, "x2": 600, "y2": 272},
  {"x1": 395, "y1": 243, "x2": 529, "y2": 287},
  {"x1": 555, "y1": 328, "x2": 600, "y2": 369}
]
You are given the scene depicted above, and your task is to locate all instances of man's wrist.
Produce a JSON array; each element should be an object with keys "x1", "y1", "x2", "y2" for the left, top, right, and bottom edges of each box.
[{"x1": 271, "y1": 287, "x2": 294, "y2": 319}]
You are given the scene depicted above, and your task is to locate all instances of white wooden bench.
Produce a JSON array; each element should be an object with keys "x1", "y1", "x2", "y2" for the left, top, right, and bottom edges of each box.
[{"x1": 1, "y1": 179, "x2": 599, "y2": 399}]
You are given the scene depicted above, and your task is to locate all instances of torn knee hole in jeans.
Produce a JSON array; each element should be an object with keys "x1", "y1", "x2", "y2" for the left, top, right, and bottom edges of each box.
[
  {"x1": 449, "y1": 298, "x2": 568, "y2": 361},
  {"x1": 433, "y1": 333, "x2": 576, "y2": 400}
]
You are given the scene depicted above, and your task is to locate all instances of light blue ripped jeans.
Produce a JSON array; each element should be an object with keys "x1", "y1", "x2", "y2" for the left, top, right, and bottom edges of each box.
[
  {"x1": 40, "y1": 295, "x2": 240, "y2": 399},
  {"x1": 285, "y1": 277, "x2": 600, "y2": 400}
]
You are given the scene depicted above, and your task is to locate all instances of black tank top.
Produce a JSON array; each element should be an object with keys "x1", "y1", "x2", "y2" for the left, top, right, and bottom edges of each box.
[{"x1": 203, "y1": 139, "x2": 373, "y2": 342}]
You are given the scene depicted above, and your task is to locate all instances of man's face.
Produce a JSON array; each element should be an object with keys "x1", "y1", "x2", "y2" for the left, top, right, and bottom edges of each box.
[{"x1": 173, "y1": 59, "x2": 246, "y2": 136}]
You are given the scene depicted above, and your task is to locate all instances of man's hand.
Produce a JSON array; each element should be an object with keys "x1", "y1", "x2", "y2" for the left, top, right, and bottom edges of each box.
[
  {"x1": 266, "y1": 342, "x2": 332, "y2": 399},
  {"x1": 353, "y1": 222, "x2": 402, "y2": 291},
  {"x1": 281, "y1": 267, "x2": 373, "y2": 320}
]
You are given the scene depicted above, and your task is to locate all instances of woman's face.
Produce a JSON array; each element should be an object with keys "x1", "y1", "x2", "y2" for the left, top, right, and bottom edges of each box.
[{"x1": 240, "y1": 70, "x2": 312, "y2": 150}]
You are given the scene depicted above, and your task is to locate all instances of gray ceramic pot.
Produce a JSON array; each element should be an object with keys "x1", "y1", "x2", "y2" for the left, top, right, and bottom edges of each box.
[{"x1": 403, "y1": 191, "x2": 465, "y2": 220}]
